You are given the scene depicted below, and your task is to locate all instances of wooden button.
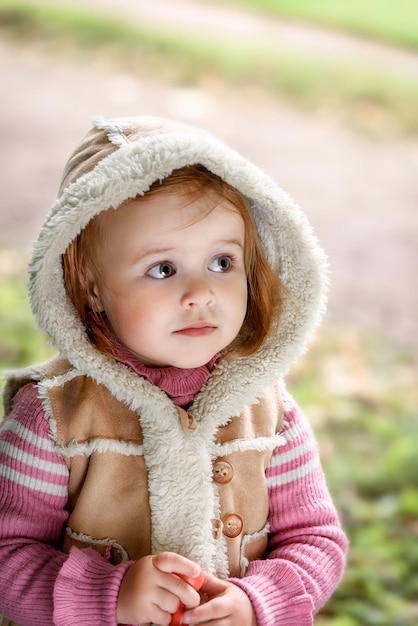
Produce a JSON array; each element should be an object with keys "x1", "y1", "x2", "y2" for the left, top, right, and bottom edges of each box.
[
  {"x1": 222, "y1": 514, "x2": 243, "y2": 538},
  {"x1": 213, "y1": 460, "x2": 234, "y2": 484},
  {"x1": 211, "y1": 518, "x2": 224, "y2": 540}
]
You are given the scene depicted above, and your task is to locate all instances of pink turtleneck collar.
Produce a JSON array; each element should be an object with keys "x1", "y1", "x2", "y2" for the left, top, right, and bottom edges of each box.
[
  {"x1": 87, "y1": 313, "x2": 219, "y2": 407},
  {"x1": 118, "y1": 344, "x2": 219, "y2": 408}
]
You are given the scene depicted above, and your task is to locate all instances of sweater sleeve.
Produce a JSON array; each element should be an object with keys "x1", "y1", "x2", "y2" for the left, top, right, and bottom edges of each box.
[
  {"x1": 229, "y1": 390, "x2": 348, "y2": 626},
  {"x1": 0, "y1": 383, "x2": 131, "y2": 626}
]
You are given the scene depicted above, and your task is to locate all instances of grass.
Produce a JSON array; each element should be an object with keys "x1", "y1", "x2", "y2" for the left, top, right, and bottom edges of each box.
[
  {"x1": 0, "y1": 251, "x2": 55, "y2": 378},
  {"x1": 288, "y1": 332, "x2": 418, "y2": 625},
  {"x1": 1, "y1": 255, "x2": 418, "y2": 625},
  {"x1": 1, "y1": 1, "x2": 418, "y2": 137},
  {"x1": 210, "y1": 0, "x2": 418, "y2": 51}
]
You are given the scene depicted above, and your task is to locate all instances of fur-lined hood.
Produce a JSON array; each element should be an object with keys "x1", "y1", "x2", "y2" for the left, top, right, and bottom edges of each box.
[{"x1": 28, "y1": 115, "x2": 327, "y2": 420}]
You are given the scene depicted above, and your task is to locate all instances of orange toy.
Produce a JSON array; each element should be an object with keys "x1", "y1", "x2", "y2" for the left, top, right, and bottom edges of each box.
[{"x1": 170, "y1": 570, "x2": 205, "y2": 626}]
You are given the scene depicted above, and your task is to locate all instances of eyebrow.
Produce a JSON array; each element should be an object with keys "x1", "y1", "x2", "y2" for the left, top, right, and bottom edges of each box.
[
  {"x1": 212, "y1": 238, "x2": 244, "y2": 249},
  {"x1": 132, "y1": 238, "x2": 244, "y2": 265},
  {"x1": 130, "y1": 246, "x2": 176, "y2": 266}
]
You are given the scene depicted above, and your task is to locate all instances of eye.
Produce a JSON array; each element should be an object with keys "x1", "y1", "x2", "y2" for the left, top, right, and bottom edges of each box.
[
  {"x1": 147, "y1": 262, "x2": 176, "y2": 279},
  {"x1": 208, "y1": 255, "x2": 232, "y2": 273}
]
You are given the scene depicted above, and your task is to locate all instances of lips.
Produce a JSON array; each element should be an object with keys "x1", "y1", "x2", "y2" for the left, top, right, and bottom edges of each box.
[{"x1": 175, "y1": 322, "x2": 217, "y2": 337}]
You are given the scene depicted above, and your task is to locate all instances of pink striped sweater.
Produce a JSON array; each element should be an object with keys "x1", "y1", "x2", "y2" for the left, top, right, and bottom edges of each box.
[{"x1": 0, "y1": 378, "x2": 347, "y2": 626}]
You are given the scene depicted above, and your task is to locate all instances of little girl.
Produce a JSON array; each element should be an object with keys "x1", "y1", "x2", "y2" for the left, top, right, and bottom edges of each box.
[{"x1": 0, "y1": 116, "x2": 347, "y2": 626}]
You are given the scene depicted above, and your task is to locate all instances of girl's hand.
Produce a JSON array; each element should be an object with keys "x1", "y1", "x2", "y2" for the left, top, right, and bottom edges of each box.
[
  {"x1": 116, "y1": 552, "x2": 202, "y2": 625},
  {"x1": 182, "y1": 571, "x2": 257, "y2": 626}
]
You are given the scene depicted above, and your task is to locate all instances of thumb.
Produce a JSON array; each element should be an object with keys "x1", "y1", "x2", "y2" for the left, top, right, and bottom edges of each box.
[{"x1": 200, "y1": 571, "x2": 228, "y2": 598}]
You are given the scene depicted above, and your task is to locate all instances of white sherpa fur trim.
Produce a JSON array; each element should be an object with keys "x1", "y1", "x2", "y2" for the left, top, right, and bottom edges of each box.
[
  {"x1": 214, "y1": 432, "x2": 286, "y2": 457},
  {"x1": 41, "y1": 366, "x2": 82, "y2": 389},
  {"x1": 93, "y1": 116, "x2": 129, "y2": 147},
  {"x1": 66, "y1": 527, "x2": 130, "y2": 562},
  {"x1": 26, "y1": 115, "x2": 328, "y2": 573},
  {"x1": 55, "y1": 439, "x2": 144, "y2": 458},
  {"x1": 36, "y1": 381, "x2": 58, "y2": 442},
  {"x1": 240, "y1": 522, "x2": 270, "y2": 577}
]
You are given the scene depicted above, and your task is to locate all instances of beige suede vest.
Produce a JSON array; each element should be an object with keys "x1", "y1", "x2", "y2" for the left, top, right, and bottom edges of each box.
[
  {"x1": 1, "y1": 356, "x2": 284, "y2": 626},
  {"x1": 12, "y1": 356, "x2": 284, "y2": 578}
]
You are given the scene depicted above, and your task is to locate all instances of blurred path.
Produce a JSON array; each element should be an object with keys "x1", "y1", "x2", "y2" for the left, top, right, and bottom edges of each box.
[
  {"x1": 45, "y1": 0, "x2": 418, "y2": 78},
  {"x1": 1, "y1": 1, "x2": 418, "y2": 354}
]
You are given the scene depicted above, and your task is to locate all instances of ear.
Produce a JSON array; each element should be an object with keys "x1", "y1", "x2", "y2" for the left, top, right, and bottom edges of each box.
[
  {"x1": 85, "y1": 268, "x2": 105, "y2": 313},
  {"x1": 88, "y1": 284, "x2": 105, "y2": 313}
]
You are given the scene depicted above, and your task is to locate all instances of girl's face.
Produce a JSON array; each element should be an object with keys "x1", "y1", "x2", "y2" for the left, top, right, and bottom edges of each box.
[{"x1": 88, "y1": 190, "x2": 248, "y2": 368}]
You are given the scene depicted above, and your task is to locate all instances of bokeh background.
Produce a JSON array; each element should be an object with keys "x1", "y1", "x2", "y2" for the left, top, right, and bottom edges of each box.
[{"x1": 1, "y1": 1, "x2": 417, "y2": 624}]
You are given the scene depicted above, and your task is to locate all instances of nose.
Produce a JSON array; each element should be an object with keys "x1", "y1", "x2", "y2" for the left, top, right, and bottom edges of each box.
[{"x1": 180, "y1": 275, "x2": 215, "y2": 308}]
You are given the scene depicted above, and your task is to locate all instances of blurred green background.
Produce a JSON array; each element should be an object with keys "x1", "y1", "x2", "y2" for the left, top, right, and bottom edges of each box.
[{"x1": 1, "y1": 1, "x2": 417, "y2": 624}]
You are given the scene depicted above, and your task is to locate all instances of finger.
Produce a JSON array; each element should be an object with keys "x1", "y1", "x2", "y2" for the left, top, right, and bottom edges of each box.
[
  {"x1": 152, "y1": 568, "x2": 202, "y2": 609},
  {"x1": 148, "y1": 599, "x2": 177, "y2": 626},
  {"x1": 153, "y1": 552, "x2": 202, "y2": 578},
  {"x1": 199, "y1": 570, "x2": 227, "y2": 597},
  {"x1": 183, "y1": 595, "x2": 229, "y2": 625},
  {"x1": 176, "y1": 569, "x2": 205, "y2": 591},
  {"x1": 156, "y1": 589, "x2": 184, "y2": 615},
  {"x1": 168, "y1": 574, "x2": 202, "y2": 609}
]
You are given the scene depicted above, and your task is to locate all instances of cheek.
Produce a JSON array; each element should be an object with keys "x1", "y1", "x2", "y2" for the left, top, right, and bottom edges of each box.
[
  {"x1": 222, "y1": 276, "x2": 248, "y2": 321},
  {"x1": 112, "y1": 293, "x2": 167, "y2": 336},
  {"x1": 235, "y1": 275, "x2": 249, "y2": 310},
  {"x1": 103, "y1": 299, "x2": 142, "y2": 336}
]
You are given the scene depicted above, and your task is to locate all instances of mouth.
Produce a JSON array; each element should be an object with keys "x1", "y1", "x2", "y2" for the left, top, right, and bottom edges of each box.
[{"x1": 175, "y1": 322, "x2": 217, "y2": 337}]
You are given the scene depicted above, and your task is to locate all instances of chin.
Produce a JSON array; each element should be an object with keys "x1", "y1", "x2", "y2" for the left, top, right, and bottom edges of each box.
[
  {"x1": 171, "y1": 354, "x2": 215, "y2": 369},
  {"x1": 173, "y1": 360, "x2": 208, "y2": 369}
]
